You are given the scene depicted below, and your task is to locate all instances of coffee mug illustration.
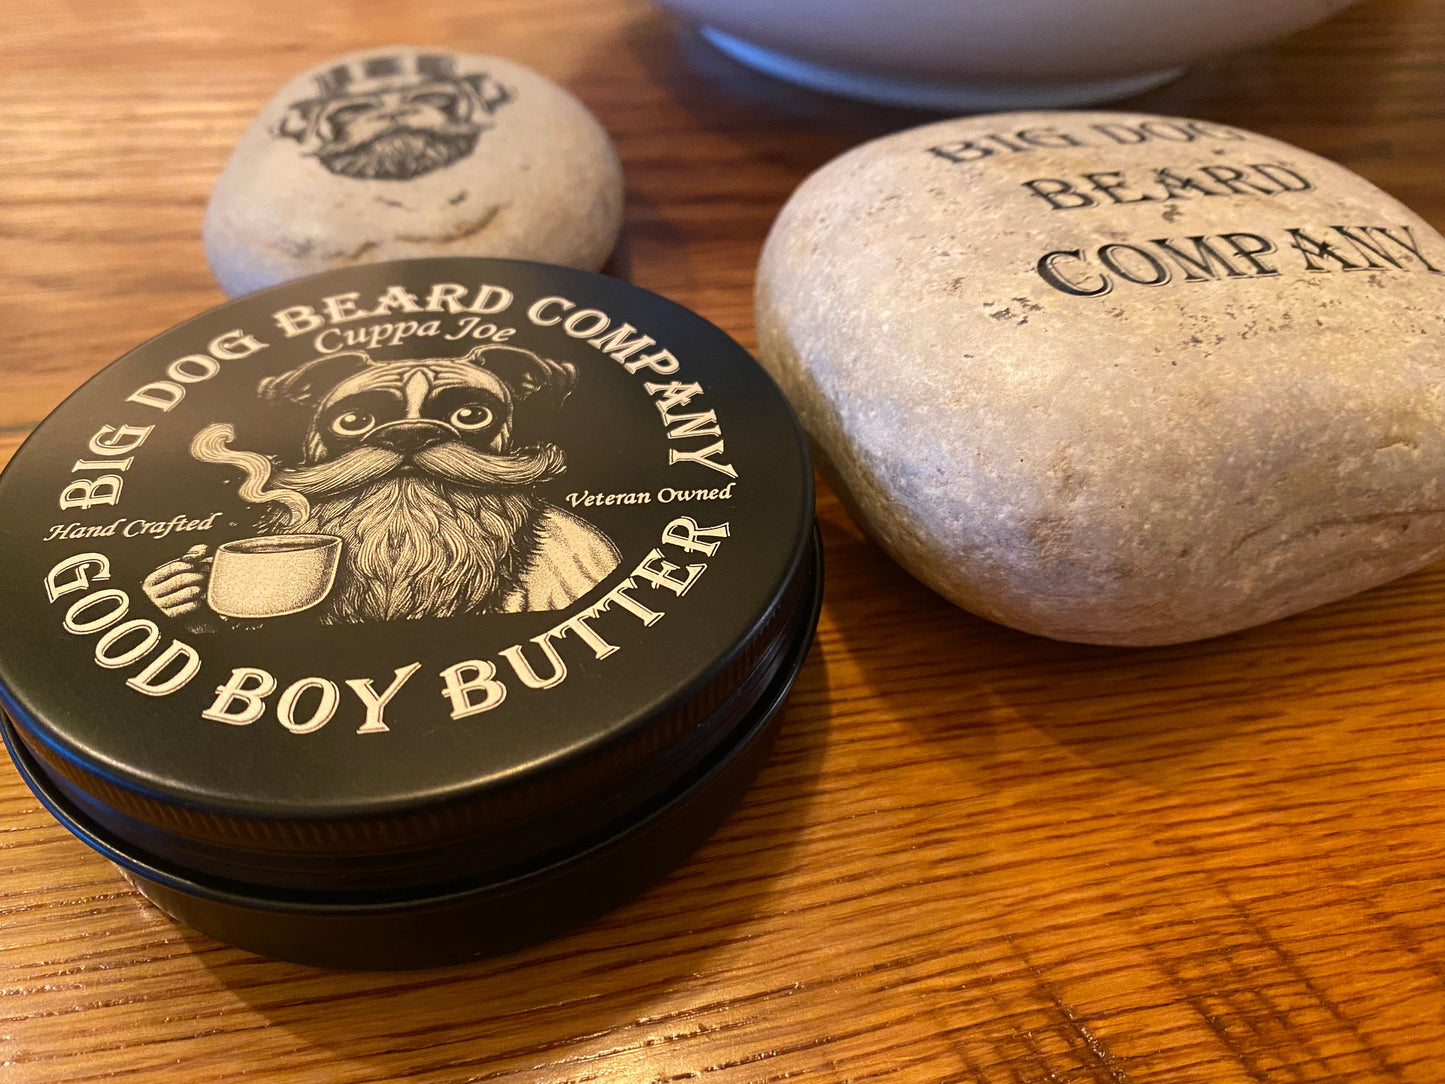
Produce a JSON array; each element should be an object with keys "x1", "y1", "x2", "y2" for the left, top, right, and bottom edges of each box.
[
  {"x1": 206, "y1": 535, "x2": 342, "y2": 619},
  {"x1": 142, "y1": 344, "x2": 620, "y2": 629}
]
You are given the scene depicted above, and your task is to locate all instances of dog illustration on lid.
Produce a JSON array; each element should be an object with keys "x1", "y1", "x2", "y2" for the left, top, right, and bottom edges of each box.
[
  {"x1": 143, "y1": 344, "x2": 621, "y2": 628},
  {"x1": 275, "y1": 52, "x2": 513, "y2": 181}
]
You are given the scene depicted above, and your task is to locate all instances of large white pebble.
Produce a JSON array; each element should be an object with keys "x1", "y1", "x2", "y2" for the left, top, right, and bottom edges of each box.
[
  {"x1": 205, "y1": 46, "x2": 624, "y2": 296},
  {"x1": 757, "y1": 111, "x2": 1445, "y2": 645}
]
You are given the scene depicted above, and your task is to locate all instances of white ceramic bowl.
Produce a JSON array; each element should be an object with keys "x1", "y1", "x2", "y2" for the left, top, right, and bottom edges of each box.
[{"x1": 656, "y1": 0, "x2": 1363, "y2": 109}]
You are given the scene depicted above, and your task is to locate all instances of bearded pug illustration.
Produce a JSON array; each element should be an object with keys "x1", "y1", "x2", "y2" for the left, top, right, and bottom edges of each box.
[
  {"x1": 276, "y1": 53, "x2": 513, "y2": 181},
  {"x1": 143, "y1": 345, "x2": 621, "y2": 628}
]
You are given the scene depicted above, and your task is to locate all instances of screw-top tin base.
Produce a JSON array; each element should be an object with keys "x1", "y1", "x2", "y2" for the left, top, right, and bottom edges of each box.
[{"x1": 3, "y1": 532, "x2": 820, "y2": 969}]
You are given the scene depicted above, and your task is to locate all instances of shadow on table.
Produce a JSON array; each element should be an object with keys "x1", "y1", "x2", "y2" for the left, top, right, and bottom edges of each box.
[
  {"x1": 814, "y1": 489, "x2": 1445, "y2": 793},
  {"x1": 632, "y1": 15, "x2": 940, "y2": 137},
  {"x1": 185, "y1": 642, "x2": 832, "y2": 1058}
]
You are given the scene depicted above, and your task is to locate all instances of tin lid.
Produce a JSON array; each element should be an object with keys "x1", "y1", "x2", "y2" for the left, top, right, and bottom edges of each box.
[{"x1": 0, "y1": 259, "x2": 814, "y2": 894}]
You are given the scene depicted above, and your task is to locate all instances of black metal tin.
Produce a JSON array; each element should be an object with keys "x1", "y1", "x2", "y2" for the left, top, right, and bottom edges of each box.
[{"x1": 0, "y1": 258, "x2": 819, "y2": 968}]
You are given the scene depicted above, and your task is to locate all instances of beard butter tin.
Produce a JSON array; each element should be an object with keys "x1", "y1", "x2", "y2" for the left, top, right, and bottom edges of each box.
[{"x1": 0, "y1": 258, "x2": 820, "y2": 968}]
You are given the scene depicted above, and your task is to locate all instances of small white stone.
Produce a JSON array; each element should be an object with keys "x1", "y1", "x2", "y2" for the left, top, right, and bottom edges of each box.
[
  {"x1": 205, "y1": 47, "x2": 624, "y2": 296},
  {"x1": 756, "y1": 110, "x2": 1445, "y2": 645}
]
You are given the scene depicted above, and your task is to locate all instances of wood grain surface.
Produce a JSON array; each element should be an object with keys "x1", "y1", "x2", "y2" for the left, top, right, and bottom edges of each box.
[{"x1": 4, "y1": 1, "x2": 1445, "y2": 1081}]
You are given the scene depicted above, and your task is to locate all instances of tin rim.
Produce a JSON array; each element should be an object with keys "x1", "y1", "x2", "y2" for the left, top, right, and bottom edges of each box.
[
  {"x1": 1, "y1": 531, "x2": 820, "y2": 967},
  {"x1": 11, "y1": 526, "x2": 817, "y2": 893},
  {"x1": 2, "y1": 529, "x2": 822, "y2": 917}
]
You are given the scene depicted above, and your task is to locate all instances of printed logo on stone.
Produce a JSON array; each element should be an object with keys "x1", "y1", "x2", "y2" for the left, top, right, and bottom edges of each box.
[
  {"x1": 142, "y1": 345, "x2": 621, "y2": 630},
  {"x1": 275, "y1": 53, "x2": 513, "y2": 181}
]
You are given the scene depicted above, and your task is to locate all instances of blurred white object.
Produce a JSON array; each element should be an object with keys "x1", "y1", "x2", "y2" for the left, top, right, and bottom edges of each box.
[{"x1": 658, "y1": 0, "x2": 1363, "y2": 109}]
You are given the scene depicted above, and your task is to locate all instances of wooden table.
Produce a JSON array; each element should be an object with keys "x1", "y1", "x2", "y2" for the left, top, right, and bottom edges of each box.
[{"x1": 4, "y1": 1, "x2": 1445, "y2": 1080}]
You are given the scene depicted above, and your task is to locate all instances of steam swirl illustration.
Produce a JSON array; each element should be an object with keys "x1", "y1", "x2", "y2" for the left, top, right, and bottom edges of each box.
[{"x1": 190, "y1": 423, "x2": 311, "y2": 528}]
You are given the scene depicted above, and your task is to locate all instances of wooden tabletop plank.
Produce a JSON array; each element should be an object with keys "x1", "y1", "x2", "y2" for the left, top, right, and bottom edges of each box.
[{"x1": 4, "y1": 1, "x2": 1445, "y2": 1081}]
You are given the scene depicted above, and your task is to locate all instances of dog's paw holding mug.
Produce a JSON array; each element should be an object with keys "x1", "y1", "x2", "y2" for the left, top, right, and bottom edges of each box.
[{"x1": 143, "y1": 545, "x2": 213, "y2": 625}]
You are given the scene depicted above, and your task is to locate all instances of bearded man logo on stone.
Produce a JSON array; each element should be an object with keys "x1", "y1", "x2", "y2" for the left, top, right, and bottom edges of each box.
[
  {"x1": 142, "y1": 345, "x2": 622, "y2": 630},
  {"x1": 275, "y1": 53, "x2": 513, "y2": 182}
]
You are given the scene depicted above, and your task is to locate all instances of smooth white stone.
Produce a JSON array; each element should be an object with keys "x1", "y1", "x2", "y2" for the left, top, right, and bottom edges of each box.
[
  {"x1": 205, "y1": 47, "x2": 623, "y2": 296},
  {"x1": 756, "y1": 111, "x2": 1445, "y2": 645}
]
